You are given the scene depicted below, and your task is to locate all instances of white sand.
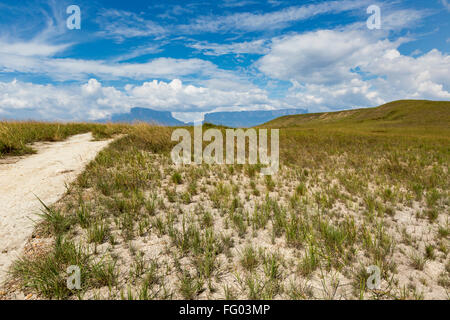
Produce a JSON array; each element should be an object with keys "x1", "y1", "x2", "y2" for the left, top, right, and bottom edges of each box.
[{"x1": 0, "y1": 133, "x2": 113, "y2": 285}]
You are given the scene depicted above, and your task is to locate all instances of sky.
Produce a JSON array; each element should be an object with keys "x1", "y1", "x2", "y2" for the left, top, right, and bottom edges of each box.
[{"x1": 0, "y1": 0, "x2": 449, "y2": 122}]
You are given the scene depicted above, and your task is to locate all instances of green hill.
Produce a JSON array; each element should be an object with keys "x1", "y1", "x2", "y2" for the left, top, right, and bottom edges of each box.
[{"x1": 262, "y1": 100, "x2": 450, "y2": 135}]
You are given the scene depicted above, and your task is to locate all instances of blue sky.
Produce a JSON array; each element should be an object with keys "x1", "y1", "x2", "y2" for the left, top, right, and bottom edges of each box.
[{"x1": 0, "y1": 0, "x2": 449, "y2": 122}]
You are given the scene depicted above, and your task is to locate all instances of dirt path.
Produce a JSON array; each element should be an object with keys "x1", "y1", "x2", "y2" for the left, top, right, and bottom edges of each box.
[{"x1": 0, "y1": 133, "x2": 114, "y2": 285}]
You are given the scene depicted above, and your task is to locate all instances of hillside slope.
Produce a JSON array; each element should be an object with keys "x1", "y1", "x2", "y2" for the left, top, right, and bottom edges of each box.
[{"x1": 262, "y1": 100, "x2": 450, "y2": 131}]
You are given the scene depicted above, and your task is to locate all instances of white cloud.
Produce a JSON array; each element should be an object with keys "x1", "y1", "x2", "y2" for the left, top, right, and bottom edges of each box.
[
  {"x1": 96, "y1": 9, "x2": 167, "y2": 42},
  {"x1": 0, "y1": 78, "x2": 285, "y2": 121},
  {"x1": 81, "y1": 79, "x2": 102, "y2": 95},
  {"x1": 381, "y1": 8, "x2": 431, "y2": 31},
  {"x1": 285, "y1": 79, "x2": 385, "y2": 112},
  {"x1": 0, "y1": 1, "x2": 447, "y2": 120},
  {"x1": 257, "y1": 29, "x2": 450, "y2": 111},
  {"x1": 220, "y1": 0, "x2": 258, "y2": 8},
  {"x1": 257, "y1": 30, "x2": 379, "y2": 85},
  {"x1": 97, "y1": 0, "x2": 368, "y2": 39},
  {"x1": 126, "y1": 79, "x2": 282, "y2": 112},
  {"x1": 0, "y1": 52, "x2": 223, "y2": 81},
  {"x1": 181, "y1": 0, "x2": 368, "y2": 33},
  {"x1": 0, "y1": 39, "x2": 70, "y2": 57},
  {"x1": 111, "y1": 44, "x2": 165, "y2": 62},
  {"x1": 157, "y1": 5, "x2": 193, "y2": 20},
  {"x1": 189, "y1": 39, "x2": 270, "y2": 56},
  {"x1": 0, "y1": 79, "x2": 130, "y2": 121},
  {"x1": 171, "y1": 112, "x2": 205, "y2": 123}
]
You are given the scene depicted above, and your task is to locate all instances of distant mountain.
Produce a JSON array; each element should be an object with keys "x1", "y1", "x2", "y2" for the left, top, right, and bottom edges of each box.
[
  {"x1": 104, "y1": 107, "x2": 308, "y2": 127},
  {"x1": 204, "y1": 109, "x2": 308, "y2": 128},
  {"x1": 106, "y1": 107, "x2": 186, "y2": 126}
]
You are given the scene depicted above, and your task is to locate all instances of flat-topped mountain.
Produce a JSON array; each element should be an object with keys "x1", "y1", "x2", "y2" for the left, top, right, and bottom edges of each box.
[
  {"x1": 105, "y1": 107, "x2": 308, "y2": 127},
  {"x1": 106, "y1": 107, "x2": 186, "y2": 126},
  {"x1": 204, "y1": 109, "x2": 307, "y2": 128}
]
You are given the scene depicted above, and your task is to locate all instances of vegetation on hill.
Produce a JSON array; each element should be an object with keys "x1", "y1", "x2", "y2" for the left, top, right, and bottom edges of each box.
[{"x1": 263, "y1": 100, "x2": 450, "y2": 136}]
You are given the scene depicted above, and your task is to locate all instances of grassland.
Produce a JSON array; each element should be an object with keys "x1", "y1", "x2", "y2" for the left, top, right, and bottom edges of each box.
[
  {"x1": 1, "y1": 100, "x2": 449, "y2": 300},
  {"x1": 0, "y1": 121, "x2": 127, "y2": 157},
  {"x1": 264, "y1": 100, "x2": 449, "y2": 130}
]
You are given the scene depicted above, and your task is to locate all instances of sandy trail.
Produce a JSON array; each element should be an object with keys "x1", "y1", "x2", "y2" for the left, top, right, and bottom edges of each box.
[{"x1": 0, "y1": 133, "x2": 113, "y2": 285}]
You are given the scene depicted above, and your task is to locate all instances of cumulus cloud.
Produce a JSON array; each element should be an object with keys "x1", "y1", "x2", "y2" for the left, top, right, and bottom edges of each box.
[
  {"x1": 126, "y1": 79, "x2": 282, "y2": 112},
  {"x1": 0, "y1": 79, "x2": 130, "y2": 121},
  {"x1": 81, "y1": 79, "x2": 102, "y2": 95},
  {"x1": 257, "y1": 29, "x2": 450, "y2": 111},
  {"x1": 258, "y1": 30, "x2": 379, "y2": 85},
  {"x1": 0, "y1": 78, "x2": 285, "y2": 121},
  {"x1": 0, "y1": 1, "x2": 447, "y2": 120},
  {"x1": 284, "y1": 79, "x2": 385, "y2": 112}
]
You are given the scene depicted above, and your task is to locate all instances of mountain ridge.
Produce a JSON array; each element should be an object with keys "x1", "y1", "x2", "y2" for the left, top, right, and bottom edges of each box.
[
  {"x1": 204, "y1": 109, "x2": 307, "y2": 128},
  {"x1": 103, "y1": 107, "x2": 308, "y2": 127}
]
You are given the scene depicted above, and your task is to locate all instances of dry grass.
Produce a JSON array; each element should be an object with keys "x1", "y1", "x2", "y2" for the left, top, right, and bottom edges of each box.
[
  {"x1": 0, "y1": 121, "x2": 127, "y2": 157},
  {"x1": 1, "y1": 103, "x2": 449, "y2": 300}
]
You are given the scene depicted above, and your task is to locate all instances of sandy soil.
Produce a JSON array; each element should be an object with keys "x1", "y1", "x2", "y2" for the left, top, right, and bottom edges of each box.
[{"x1": 0, "y1": 133, "x2": 113, "y2": 285}]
